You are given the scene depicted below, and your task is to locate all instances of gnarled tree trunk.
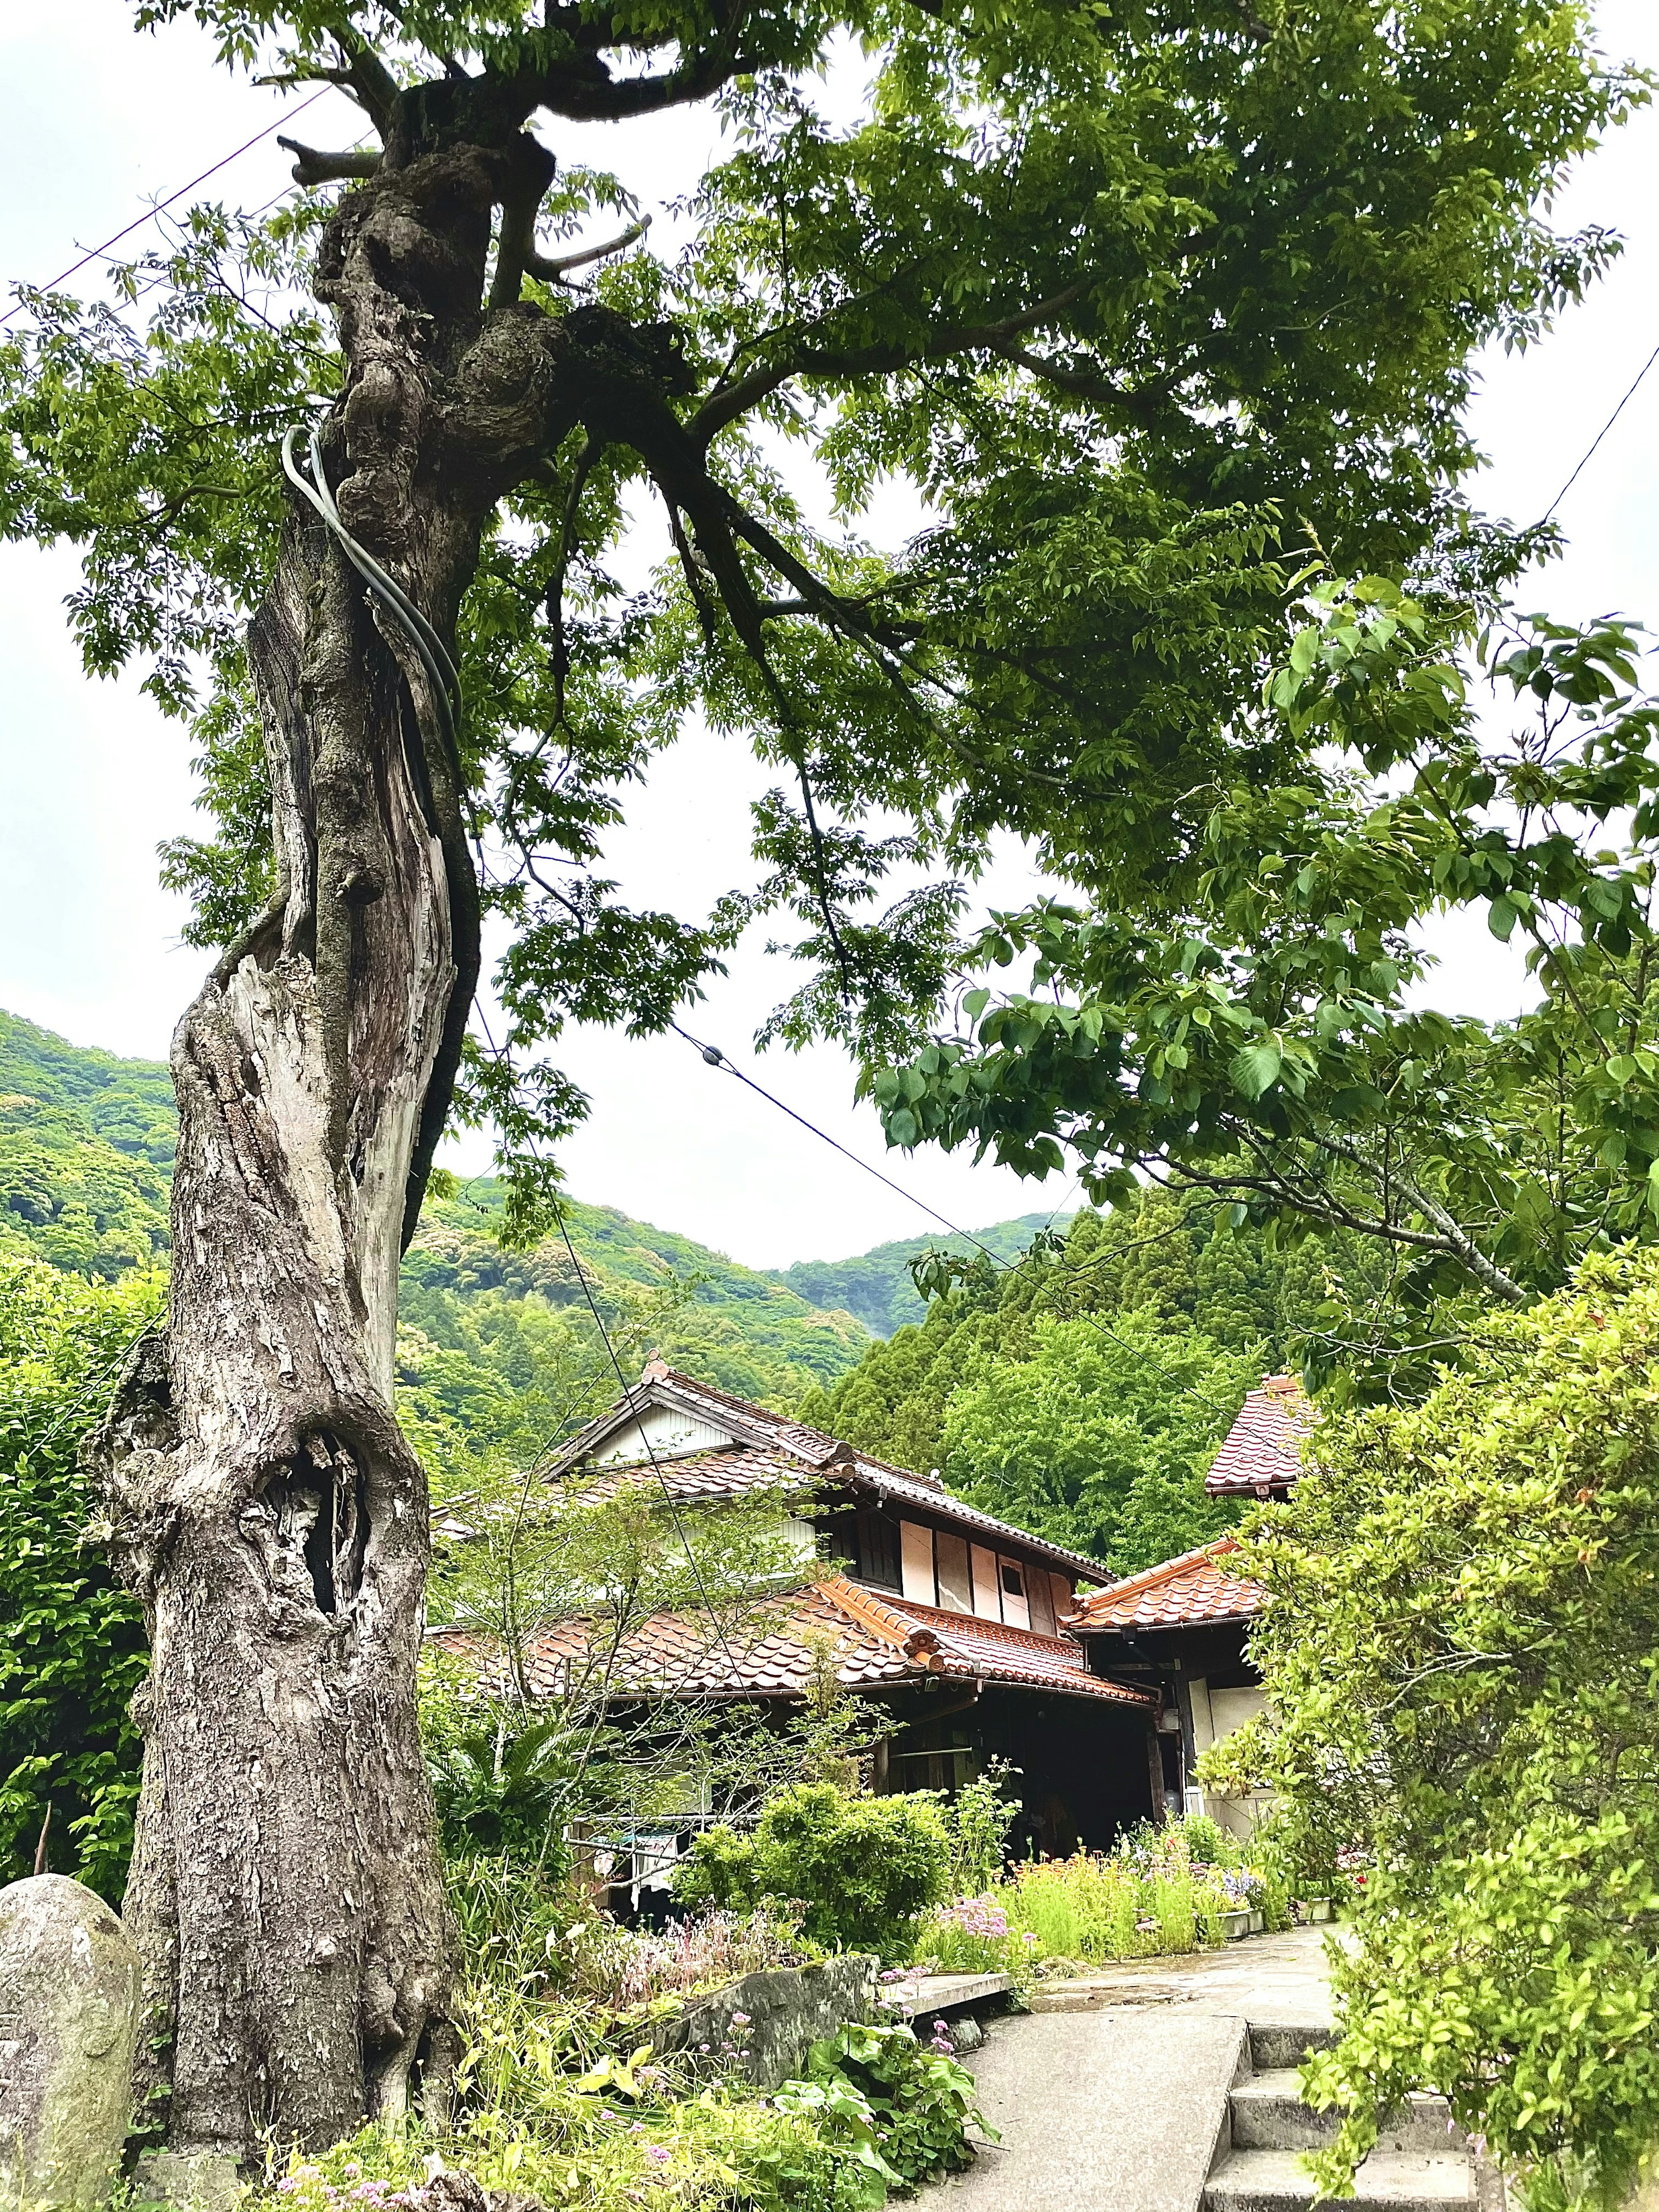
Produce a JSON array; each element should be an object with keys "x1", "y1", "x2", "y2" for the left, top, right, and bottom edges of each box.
[
  {"x1": 79, "y1": 50, "x2": 749, "y2": 2142},
  {"x1": 83, "y1": 127, "x2": 560, "y2": 2158}
]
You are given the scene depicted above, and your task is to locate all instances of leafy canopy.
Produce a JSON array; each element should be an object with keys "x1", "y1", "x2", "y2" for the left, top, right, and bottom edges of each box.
[
  {"x1": 866, "y1": 570, "x2": 1659, "y2": 1374},
  {"x1": 0, "y1": 0, "x2": 1634, "y2": 1234}
]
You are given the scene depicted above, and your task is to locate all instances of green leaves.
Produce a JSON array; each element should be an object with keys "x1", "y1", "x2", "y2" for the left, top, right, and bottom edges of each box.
[
  {"x1": 1210, "y1": 1246, "x2": 1659, "y2": 2206},
  {"x1": 0, "y1": 1259, "x2": 161, "y2": 1896},
  {"x1": 1229, "y1": 1037, "x2": 1283, "y2": 1101},
  {"x1": 4, "y1": 0, "x2": 1640, "y2": 1240},
  {"x1": 858, "y1": 599, "x2": 1659, "y2": 1360}
]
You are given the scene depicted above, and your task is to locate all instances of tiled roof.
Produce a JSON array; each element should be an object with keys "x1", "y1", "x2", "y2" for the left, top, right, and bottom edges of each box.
[
  {"x1": 1065, "y1": 1539, "x2": 1267, "y2": 1632},
  {"x1": 1204, "y1": 1373, "x2": 1309, "y2": 1497},
  {"x1": 552, "y1": 1367, "x2": 1113, "y2": 1584},
  {"x1": 429, "y1": 1576, "x2": 1154, "y2": 1709}
]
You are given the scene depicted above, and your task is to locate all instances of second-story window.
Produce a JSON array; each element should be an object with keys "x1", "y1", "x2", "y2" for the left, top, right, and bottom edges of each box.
[{"x1": 857, "y1": 1506, "x2": 903, "y2": 1591}]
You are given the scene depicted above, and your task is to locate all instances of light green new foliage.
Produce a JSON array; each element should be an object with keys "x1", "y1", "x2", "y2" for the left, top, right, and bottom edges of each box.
[
  {"x1": 940, "y1": 1307, "x2": 1257, "y2": 1571},
  {"x1": 1206, "y1": 1246, "x2": 1659, "y2": 2209}
]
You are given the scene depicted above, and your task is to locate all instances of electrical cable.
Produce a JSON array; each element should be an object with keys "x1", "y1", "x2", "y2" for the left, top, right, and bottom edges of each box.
[
  {"x1": 666, "y1": 1017, "x2": 1267, "y2": 1433},
  {"x1": 1, "y1": 91, "x2": 328, "y2": 331},
  {"x1": 1537, "y1": 334, "x2": 1659, "y2": 526},
  {"x1": 280, "y1": 416, "x2": 464, "y2": 780},
  {"x1": 667, "y1": 1018, "x2": 980, "y2": 1249}
]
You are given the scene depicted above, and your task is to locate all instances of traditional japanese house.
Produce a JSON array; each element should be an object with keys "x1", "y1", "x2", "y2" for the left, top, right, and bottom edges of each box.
[
  {"x1": 433, "y1": 1362, "x2": 1163, "y2": 1863},
  {"x1": 1064, "y1": 1373, "x2": 1307, "y2": 1837}
]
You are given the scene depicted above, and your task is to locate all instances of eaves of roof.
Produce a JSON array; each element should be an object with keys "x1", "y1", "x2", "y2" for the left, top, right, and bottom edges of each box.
[
  {"x1": 428, "y1": 1576, "x2": 1155, "y2": 1710},
  {"x1": 1065, "y1": 1538, "x2": 1268, "y2": 1634},
  {"x1": 545, "y1": 1366, "x2": 1114, "y2": 1585}
]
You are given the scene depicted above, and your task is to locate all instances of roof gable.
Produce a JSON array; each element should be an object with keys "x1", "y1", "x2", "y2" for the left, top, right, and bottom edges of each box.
[
  {"x1": 548, "y1": 1363, "x2": 863, "y2": 1481},
  {"x1": 1204, "y1": 1373, "x2": 1309, "y2": 1497},
  {"x1": 549, "y1": 1364, "x2": 1114, "y2": 1583}
]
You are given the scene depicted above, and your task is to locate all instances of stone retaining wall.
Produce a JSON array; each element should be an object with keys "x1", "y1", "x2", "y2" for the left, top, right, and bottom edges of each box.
[{"x1": 649, "y1": 1955, "x2": 878, "y2": 2091}]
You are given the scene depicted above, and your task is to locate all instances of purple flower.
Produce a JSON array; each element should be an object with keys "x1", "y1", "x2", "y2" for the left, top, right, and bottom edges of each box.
[{"x1": 645, "y1": 2147, "x2": 671, "y2": 2167}]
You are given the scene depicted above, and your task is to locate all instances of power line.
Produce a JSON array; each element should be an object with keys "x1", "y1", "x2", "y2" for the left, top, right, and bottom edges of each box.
[
  {"x1": 470, "y1": 1012, "x2": 755, "y2": 1684},
  {"x1": 668, "y1": 1018, "x2": 985, "y2": 1251},
  {"x1": 549, "y1": 1204, "x2": 753, "y2": 1690},
  {"x1": 1537, "y1": 334, "x2": 1659, "y2": 526},
  {"x1": 1, "y1": 90, "x2": 327, "y2": 331},
  {"x1": 665, "y1": 1020, "x2": 1260, "y2": 1432}
]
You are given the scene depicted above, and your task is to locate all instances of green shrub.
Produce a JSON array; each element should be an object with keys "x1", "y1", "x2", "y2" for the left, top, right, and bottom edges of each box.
[
  {"x1": 1205, "y1": 1245, "x2": 1659, "y2": 2209},
  {"x1": 787, "y1": 2020, "x2": 993, "y2": 2189},
  {"x1": 942, "y1": 1765, "x2": 1019, "y2": 1891},
  {"x1": 677, "y1": 1784, "x2": 951, "y2": 1958},
  {"x1": 0, "y1": 1260, "x2": 160, "y2": 1894}
]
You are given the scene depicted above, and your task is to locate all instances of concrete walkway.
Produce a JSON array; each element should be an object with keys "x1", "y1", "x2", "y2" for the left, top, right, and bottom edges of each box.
[{"x1": 922, "y1": 1928, "x2": 1337, "y2": 2212}]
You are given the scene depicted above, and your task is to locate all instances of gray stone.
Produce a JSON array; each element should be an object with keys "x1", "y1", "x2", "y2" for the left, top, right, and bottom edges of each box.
[
  {"x1": 0, "y1": 1874, "x2": 141, "y2": 2211},
  {"x1": 131, "y1": 2150, "x2": 243, "y2": 2212},
  {"x1": 651, "y1": 1955, "x2": 877, "y2": 2090},
  {"x1": 948, "y1": 2015, "x2": 985, "y2": 2053}
]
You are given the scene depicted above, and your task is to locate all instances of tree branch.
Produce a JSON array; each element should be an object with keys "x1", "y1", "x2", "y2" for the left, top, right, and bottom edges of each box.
[
  {"x1": 526, "y1": 216, "x2": 651, "y2": 281},
  {"x1": 692, "y1": 280, "x2": 1092, "y2": 445},
  {"x1": 507, "y1": 2, "x2": 760, "y2": 124},
  {"x1": 279, "y1": 137, "x2": 383, "y2": 185}
]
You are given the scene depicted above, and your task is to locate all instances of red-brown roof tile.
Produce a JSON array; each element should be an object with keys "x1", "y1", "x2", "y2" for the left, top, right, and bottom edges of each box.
[
  {"x1": 1066, "y1": 1539, "x2": 1267, "y2": 1632},
  {"x1": 429, "y1": 1577, "x2": 1154, "y2": 1708},
  {"x1": 1204, "y1": 1374, "x2": 1309, "y2": 1497}
]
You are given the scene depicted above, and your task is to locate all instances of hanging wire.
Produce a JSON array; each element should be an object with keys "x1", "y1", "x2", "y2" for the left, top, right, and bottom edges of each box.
[
  {"x1": 664, "y1": 1020, "x2": 1269, "y2": 1430},
  {"x1": 280, "y1": 415, "x2": 759, "y2": 1674},
  {"x1": 280, "y1": 416, "x2": 463, "y2": 774},
  {"x1": 547, "y1": 1205, "x2": 756, "y2": 1690},
  {"x1": 1536, "y1": 334, "x2": 1659, "y2": 526},
  {"x1": 1, "y1": 91, "x2": 327, "y2": 331}
]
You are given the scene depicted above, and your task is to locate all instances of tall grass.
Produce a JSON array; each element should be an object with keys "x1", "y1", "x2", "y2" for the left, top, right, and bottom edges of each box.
[{"x1": 916, "y1": 1821, "x2": 1243, "y2": 1973}]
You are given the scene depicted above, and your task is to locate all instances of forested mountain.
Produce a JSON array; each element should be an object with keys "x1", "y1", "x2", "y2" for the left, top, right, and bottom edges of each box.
[
  {"x1": 0, "y1": 1011, "x2": 174, "y2": 1275},
  {"x1": 0, "y1": 1007, "x2": 879, "y2": 1410},
  {"x1": 764, "y1": 1214, "x2": 1067, "y2": 1337},
  {"x1": 2, "y1": 1007, "x2": 1365, "y2": 1571},
  {"x1": 0, "y1": 1010, "x2": 1052, "y2": 1423}
]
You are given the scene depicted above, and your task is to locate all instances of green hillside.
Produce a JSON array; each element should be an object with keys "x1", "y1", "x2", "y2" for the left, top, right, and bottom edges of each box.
[
  {"x1": 401, "y1": 1182, "x2": 874, "y2": 1416},
  {"x1": 0, "y1": 1011, "x2": 173, "y2": 1276},
  {"x1": 0, "y1": 1007, "x2": 1100, "y2": 1424},
  {"x1": 766, "y1": 1213, "x2": 1070, "y2": 1336}
]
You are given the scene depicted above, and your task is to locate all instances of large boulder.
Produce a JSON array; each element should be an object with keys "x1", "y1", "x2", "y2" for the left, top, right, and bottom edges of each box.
[{"x1": 0, "y1": 1874, "x2": 141, "y2": 2210}]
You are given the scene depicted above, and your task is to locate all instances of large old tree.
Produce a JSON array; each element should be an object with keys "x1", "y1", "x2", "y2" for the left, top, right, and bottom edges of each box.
[{"x1": 0, "y1": 0, "x2": 1629, "y2": 2155}]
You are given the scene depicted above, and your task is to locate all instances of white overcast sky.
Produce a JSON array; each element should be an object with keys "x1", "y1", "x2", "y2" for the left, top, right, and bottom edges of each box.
[{"x1": 1, "y1": 1, "x2": 1656, "y2": 1269}]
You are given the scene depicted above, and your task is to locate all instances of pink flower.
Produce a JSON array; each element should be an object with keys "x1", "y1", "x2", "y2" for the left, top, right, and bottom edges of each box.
[
  {"x1": 645, "y1": 2147, "x2": 671, "y2": 2167},
  {"x1": 730, "y1": 2012, "x2": 751, "y2": 2026}
]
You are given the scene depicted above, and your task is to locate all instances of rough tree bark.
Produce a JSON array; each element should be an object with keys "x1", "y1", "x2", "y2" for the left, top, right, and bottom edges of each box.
[{"x1": 79, "y1": 95, "x2": 658, "y2": 2156}]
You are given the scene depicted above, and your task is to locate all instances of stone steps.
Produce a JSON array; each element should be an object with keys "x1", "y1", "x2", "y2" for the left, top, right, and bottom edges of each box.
[
  {"x1": 1230, "y1": 2071, "x2": 1462, "y2": 2156},
  {"x1": 1203, "y1": 2020, "x2": 1478, "y2": 2212},
  {"x1": 1206, "y1": 2148, "x2": 1475, "y2": 2212}
]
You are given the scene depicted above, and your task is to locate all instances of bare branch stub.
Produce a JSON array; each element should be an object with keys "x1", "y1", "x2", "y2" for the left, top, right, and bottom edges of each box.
[{"x1": 280, "y1": 137, "x2": 384, "y2": 185}]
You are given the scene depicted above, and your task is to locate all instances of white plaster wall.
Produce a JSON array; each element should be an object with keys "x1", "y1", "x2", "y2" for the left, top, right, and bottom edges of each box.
[{"x1": 900, "y1": 1519, "x2": 937, "y2": 1605}]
